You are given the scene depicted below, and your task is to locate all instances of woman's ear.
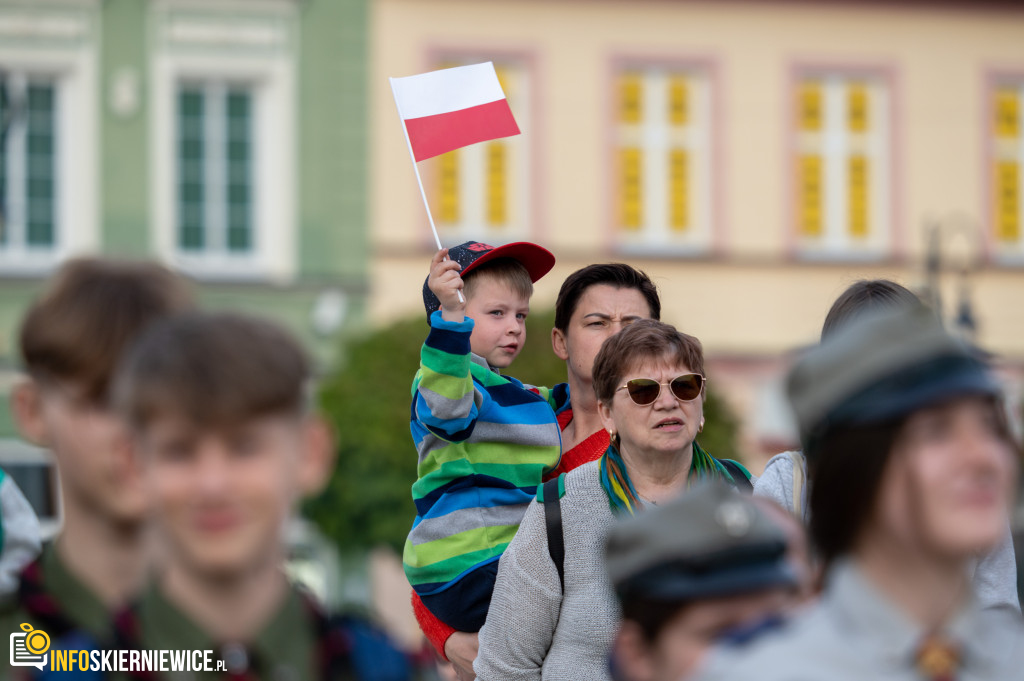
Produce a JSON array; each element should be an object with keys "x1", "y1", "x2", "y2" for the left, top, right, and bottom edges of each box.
[
  {"x1": 598, "y1": 397, "x2": 616, "y2": 435},
  {"x1": 551, "y1": 327, "x2": 569, "y2": 362},
  {"x1": 297, "y1": 415, "x2": 336, "y2": 497},
  {"x1": 11, "y1": 380, "x2": 49, "y2": 447}
]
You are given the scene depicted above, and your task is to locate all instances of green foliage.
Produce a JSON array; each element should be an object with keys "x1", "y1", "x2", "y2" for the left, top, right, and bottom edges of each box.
[{"x1": 306, "y1": 308, "x2": 741, "y2": 552}]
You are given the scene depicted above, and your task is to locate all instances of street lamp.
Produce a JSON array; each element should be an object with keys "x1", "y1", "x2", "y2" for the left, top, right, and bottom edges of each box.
[{"x1": 921, "y1": 213, "x2": 981, "y2": 342}]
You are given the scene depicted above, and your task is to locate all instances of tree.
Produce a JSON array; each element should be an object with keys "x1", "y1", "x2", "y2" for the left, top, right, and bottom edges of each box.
[{"x1": 307, "y1": 309, "x2": 741, "y2": 552}]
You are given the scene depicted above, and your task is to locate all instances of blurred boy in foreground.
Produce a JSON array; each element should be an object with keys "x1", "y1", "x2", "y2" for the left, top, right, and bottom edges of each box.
[
  {"x1": 1, "y1": 259, "x2": 192, "y2": 678},
  {"x1": 111, "y1": 312, "x2": 409, "y2": 680}
]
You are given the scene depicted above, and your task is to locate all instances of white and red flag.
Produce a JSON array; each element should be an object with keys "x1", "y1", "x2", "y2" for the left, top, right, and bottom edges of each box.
[{"x1": 390, "y1": 62, "x2": 520, "y2": 162}]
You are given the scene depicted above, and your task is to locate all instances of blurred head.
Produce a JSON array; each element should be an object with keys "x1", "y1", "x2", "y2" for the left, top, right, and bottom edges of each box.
[
  {"x1": 463, "y1": 259, "x2": 534, "y2": 368},
  {"x1": 820, "y1": 279, "x2": 922, "y2": 341},
  {"x1": 607, "y1": 483, "x2": 798, "y2": 681},
  {"x1": 12, "y1": 258, "x2": 193, "y2": 528},
  {"x1": 552, "y1": 264, "x2": 661, "y2": 388},
  {"x1": 788, "y1": 308, "x2": 1018, "y2": 568},
  {"x1": 594, "y1": 320, "x2": 705, "y2": 462},
  {"x1": 114, "y1": 312, "x2": 333, "y2": 579}
]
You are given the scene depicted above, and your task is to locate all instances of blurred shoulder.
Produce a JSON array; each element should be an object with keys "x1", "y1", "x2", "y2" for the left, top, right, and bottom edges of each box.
[{"x1": 752, "y1": 450, "x2": 803, "y2": 512}]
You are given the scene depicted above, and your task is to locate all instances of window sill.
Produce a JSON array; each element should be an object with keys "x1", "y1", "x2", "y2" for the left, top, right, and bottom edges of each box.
[{"x1": 171, "y1": 252, "x2": 289, "y2": 284}]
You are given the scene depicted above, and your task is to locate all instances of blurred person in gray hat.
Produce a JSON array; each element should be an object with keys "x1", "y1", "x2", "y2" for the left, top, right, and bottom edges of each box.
[
  {"x1": 755, "y1": 279, "x2": 1019, "y2": 613},
  {"x1": 693, "y1": 306, "x2": 1024, "y2": 681},
  {"x1": 607, "y1": 483, "x2": 803, "y2": 681}
]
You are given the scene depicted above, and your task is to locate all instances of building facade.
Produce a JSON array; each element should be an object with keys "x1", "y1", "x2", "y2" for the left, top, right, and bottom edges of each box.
[{"x1": 0, "y1": 0, "x2": 369, "y2": 530}]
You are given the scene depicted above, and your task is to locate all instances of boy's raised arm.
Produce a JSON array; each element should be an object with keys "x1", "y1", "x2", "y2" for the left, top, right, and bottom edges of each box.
[{"x1": 414, "y1": 313, "x2": 482, "y2": 441}]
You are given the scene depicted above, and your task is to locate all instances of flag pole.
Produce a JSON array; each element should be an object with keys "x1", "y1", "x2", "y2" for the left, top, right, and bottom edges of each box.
[{"x1": 390, "y1": 76, "x2": 463, "y2": 302}]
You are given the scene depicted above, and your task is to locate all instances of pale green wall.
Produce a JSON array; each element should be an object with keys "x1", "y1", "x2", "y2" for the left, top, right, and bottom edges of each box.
[
  {"x1": 298, "y1": 0, "x2": 369, "y2": 284},
  {"x1": 100, "y1": 0, "x2": 150, "y2": 256}
]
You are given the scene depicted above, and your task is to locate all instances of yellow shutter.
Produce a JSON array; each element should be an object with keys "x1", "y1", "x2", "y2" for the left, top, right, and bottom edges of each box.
[
  {"x1": 996, "y1": 88, "x2": 1019, "y2": 140},
  {"x1": 848, "y1": 82, "x2": 868, "y2": 133},
  {"x1": 996, "y1": 161, "x2": 1020, "y2": 242},
  {"x1": 799, "y1": 155, "x2": 822, "y2": 237},
  {"x1": 849, "y1": 155, "x2": 868, "y2": 238},
  {"x1": 620, "y1": 148, "x2": 643, "y2": 230},
  {"x1": 669, "y1": 149, "x2": 688, "y2": 232},
  {"x1": 438, "y1": 150, "x2": 459, "y2": 225},
  {"x1": 621, "y1": 73, "x2": 642, "y2": 125},
  {"x1": 486, "y1": 142, "x2": 507, "y2": 227},
  {"x1": 668, "y1": 75, "x2": 688, "y2": 127},
  {"x1": 495, "y1": 66, "x2": 510, "y2": 99},
  {"x1": 799, "y1": 81, "x2": 822, "y2": 132}
]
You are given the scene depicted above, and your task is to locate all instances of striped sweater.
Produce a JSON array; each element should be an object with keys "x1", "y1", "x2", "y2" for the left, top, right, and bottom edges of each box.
[{"x1": 403, "y1": 312, "x2": 565, "y2": 596}]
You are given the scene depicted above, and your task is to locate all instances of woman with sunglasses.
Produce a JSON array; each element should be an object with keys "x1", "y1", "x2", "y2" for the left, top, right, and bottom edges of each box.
[{"x1": 474, "y1": 320, "x2": 751, "y2": 681}]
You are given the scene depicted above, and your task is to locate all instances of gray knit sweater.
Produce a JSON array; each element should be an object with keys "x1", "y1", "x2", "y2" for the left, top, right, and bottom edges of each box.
[{"x1": 474, "y1": 460, "x2": 619, "y2": 681}]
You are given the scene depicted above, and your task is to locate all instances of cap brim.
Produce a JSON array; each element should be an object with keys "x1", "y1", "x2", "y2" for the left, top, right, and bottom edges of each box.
[
  {"x1": 631, "y1": 562, "x2": 798, "y2": 603},
  {"x1": 461, "y1": 242, "x2": 556, "y2": 283},
  {"x1": 846, "y1": 363, "x2": 1002, "y2": 425}
]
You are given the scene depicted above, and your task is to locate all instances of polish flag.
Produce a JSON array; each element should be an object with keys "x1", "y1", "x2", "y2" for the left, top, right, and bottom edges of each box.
[{"x1": 390, "y1": 62, "x2": 521, "y2": 162}]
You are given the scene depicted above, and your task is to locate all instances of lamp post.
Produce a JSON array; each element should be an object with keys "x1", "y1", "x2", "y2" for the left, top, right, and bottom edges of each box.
[{"x1": 921, "y1": 213, "x2": 981, "y2": 343}]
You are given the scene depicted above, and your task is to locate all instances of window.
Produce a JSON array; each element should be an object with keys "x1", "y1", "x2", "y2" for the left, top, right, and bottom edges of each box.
[
  {"x1": 1, "y1": 75, "x2": 57, "y2": 252},
  {"x1": 613, "y1": 65, "x2": 713, "y2": 253},
  {"x1": 177, "y1": 83, "x2": 254, "y2": 255},
  {"x1": 151, "y1": 1, "x2": 297, "y2": 281},
  {"x1": 0, "y1": 3, "x2": 99, "y2": 273},
  {"x1": 434, "y1": 59, "x2": 530, "y2": 242},
  {"x1": 992, "y1": 81, "x2": 1023, "y2": 261},
  {"x1": 793, "y1": 73, "x2": 891, "y2": 258}
]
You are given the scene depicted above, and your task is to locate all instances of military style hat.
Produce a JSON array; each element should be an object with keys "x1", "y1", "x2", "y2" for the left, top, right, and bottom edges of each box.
[
  {"x1": 422, "y1": 241, "x2": 556, "y2": 320},
  {"x1": 786, "y1": 306, "x2": 1001, "y2": 460},
  {"x1": 605, "y1": 482, "x2": 796, "y2": 603}
]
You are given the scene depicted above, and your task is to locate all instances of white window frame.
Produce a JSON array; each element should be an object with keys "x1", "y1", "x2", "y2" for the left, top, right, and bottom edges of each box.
[
  {"x1": 792, "y1": 71, "x2": 892, "y2": 261},
  {"x1": 150, "y1": 1, "x2": 297, "y2": 282},
  {"x1": 0, "y1": 2, "x2": 99, "y2": 275},
  {"x1": 989, "y1": 77, "x2": 1024, "y2": 265},
  {"x1": 612, "y1": 63, "x2": 715, "y2": 256}
]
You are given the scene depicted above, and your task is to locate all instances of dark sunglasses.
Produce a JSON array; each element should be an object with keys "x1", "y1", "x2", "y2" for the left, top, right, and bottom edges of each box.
[{"x1": 615, "y1": 373, "x2": 705, "y2": 405}]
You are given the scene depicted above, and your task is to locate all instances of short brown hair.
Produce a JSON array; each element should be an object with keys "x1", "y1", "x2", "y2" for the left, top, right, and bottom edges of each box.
[
  {"x1": 592, "y1": 319, "x2": 705, "y2": 405},
  {"x1": 19, "y1": 258, "x2": 193, "y2": 403},
  {"x1": 463, "y1": 258, "x2": 533, "y2": 302},
  {"x1": 114, "y1": 312, "x2": 310, "y2": 430}
]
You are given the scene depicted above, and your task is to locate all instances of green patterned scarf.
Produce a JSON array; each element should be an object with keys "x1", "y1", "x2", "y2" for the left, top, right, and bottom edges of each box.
[{"x1": 599, "y1": 440, "x2": 741, "y2": 515}]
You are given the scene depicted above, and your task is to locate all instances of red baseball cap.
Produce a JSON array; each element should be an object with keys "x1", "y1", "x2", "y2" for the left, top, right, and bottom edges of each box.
[{"x1": 423, "y1": 241, "x2": 556, "y2": 320}]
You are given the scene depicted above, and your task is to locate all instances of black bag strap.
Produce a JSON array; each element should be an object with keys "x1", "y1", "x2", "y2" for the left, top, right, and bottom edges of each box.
[
  {"x1": 722, "y1": 459, "x2": 753, "y2": 494},
  {"x1": 542, "y1": 477, "x2": 565, "y2": 592}
]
